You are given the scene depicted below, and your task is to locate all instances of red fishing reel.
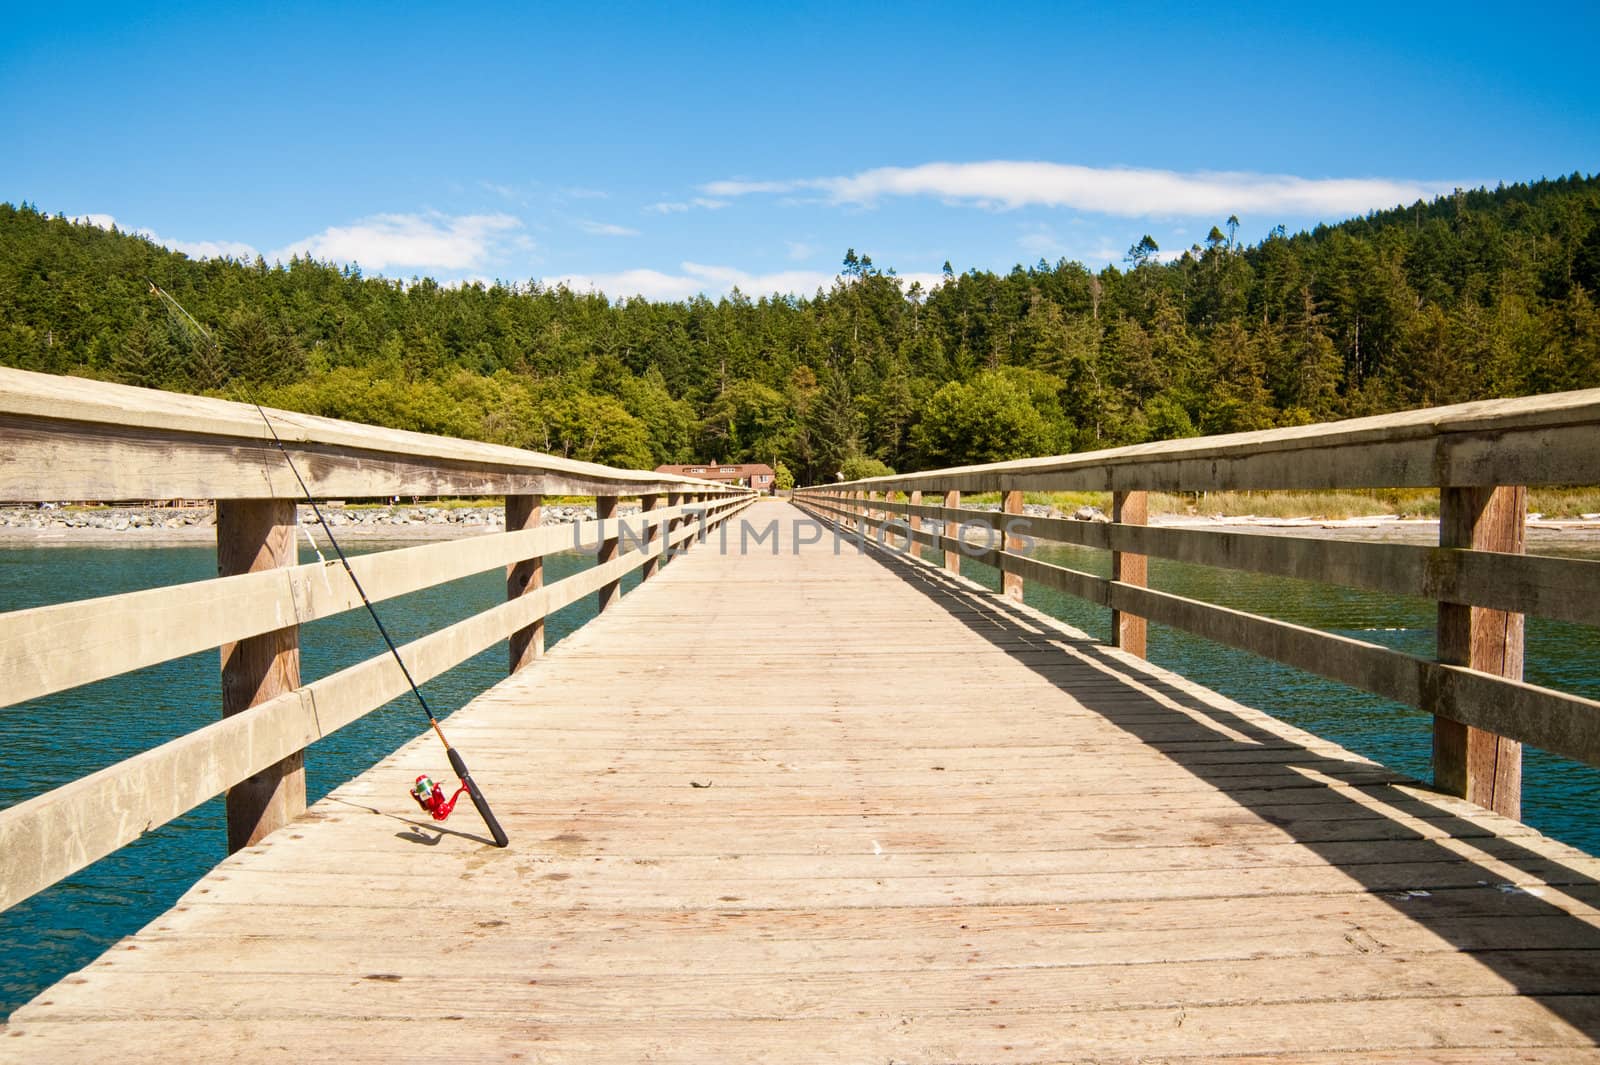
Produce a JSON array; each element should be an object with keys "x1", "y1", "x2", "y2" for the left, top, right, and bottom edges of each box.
[{"x1": 410, "y1": 774, "x2": 469, "y2": 822}]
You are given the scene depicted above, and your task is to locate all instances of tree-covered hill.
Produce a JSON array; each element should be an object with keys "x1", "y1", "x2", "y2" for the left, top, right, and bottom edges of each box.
[{"x1": 3, "y1": 174, "x2": 1598, "y2": 484}]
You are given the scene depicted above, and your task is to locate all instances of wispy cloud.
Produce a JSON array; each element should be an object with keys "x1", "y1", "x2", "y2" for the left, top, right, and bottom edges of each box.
[
  {"x1": 1017, "y1": 223, "x2": 1067, "y2": 258},
  {"x1": 702, "y1": 179, "x2": 798, "y2": 197},
  {"x1": 561, "y1": 187, "x2": 609, "y2": 200},
  {"x1": 271, "y1": 212, "x2": 524, "y2": 272},
  {"x1": 575, "y1": 219, "x2": 640, "y2": 237},
  {"x1": 479, "y1": 181, "x2": 525, "y2": 203},
  {"x1": 645, "y1": 198, "x2": 730, "y2": 214},
  {"x1": 74, "y1": 213, "x2": 260, "y2": 260},
  {"x1": 702, "y1": 161, "x2": 1459, "y2": 218},
  {"x1": 785, "y1": 240, "x2": 817, "y2": 261}
]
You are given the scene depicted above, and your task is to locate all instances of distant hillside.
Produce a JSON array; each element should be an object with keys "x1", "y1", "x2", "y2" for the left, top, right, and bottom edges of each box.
[{"x1": 2, "y1": 173, "x2": 1598, "y2": 482}]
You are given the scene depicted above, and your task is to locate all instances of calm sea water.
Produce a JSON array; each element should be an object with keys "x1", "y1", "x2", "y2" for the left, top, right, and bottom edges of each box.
[{"x1": 3, "y1": 534, "x2": 1598, "y2": 1018}]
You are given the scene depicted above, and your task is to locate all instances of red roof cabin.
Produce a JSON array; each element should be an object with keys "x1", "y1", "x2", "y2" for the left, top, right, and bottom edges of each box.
[{"x1": 655, "y1": 461, "x2": 777, "y2": 494}]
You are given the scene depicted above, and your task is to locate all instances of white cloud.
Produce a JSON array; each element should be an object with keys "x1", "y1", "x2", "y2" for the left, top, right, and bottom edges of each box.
[
  {"x1": 546, "y1": 262, "x2": 838, "y2": 301},
  {"x1": 545, "y1": 268, "x2": 706, "y2": 301},
  {"x1": 575, "y1": 219, "x2": 640, "y2": 237},
  {"x1": 896, "y1": 271, "x2": 951, "y2": 294},
  {"x1": 73, "y1": 213, "x2": 259, "y2": 260},
  {"x1": 786, "y1": 240, "x2": 816, "y2": 261},
  {"x1": 703, "y1": 161, "x2": 1459, "y2": 218},
  {"x1": 544, "y1": 262, "x2": 952, "y2": 302},
  {"x1": 271, "y1": 212, "x2": 523, "y2": 272},
  {"x1": 561, "y1": 187, "x2": 609, "y2": 200},
  {"x1": 168, "y1": 236, "x2": 262, "y2": 260}
]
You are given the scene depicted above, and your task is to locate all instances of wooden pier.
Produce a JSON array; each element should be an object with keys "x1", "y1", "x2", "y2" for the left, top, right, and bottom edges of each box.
[
  {"x1": 7, "y1": 506, "x2": 1600, "y2": 1060},
  {"x1": 4, "y1": 370, "x2": 1600, "y2": 1061}
]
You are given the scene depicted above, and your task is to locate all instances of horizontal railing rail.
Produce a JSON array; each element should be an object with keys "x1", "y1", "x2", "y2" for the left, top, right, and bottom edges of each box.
[
  {"x1": 0, "y1": 368, "x2": 756, "y2": 911},
  {"x1": 796, "y1": 388, "x2": 1600, "y2": 823},
  {"x1": 836, "y1": 494, "x2": 1600, "y2": 627},
  {"x1": 809, "y1": 389, "x2": 1600, "y2": 495},
  {"x1": 0, "y1": 500, "x2": 724, "y2": 710}
]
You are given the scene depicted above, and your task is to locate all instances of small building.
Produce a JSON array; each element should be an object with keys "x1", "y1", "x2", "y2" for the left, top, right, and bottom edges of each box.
[{"x1": 656, "y1": 461, "x2": 777, "y2": 494}]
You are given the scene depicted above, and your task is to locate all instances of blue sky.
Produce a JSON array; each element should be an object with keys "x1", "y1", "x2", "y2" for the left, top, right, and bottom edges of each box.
[{"x1": 3, "y1": 0, "x2": 1597, "y2": 299}]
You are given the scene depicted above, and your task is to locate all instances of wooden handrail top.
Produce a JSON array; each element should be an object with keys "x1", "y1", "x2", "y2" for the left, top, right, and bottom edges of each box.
[
  {"x1": 801, "y1": 388, "x2": 1600, "y2": 494},
  {"x1": 0, "y1": 368, "x2": 748, "y2": 501}
]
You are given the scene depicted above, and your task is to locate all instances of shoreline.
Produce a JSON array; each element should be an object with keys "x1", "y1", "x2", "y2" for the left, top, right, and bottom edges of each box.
[
  {"x1": 1150, "y1": 513, "x2": 1600, "y2": 546},
  {"x1": 3, "y1": 504, "x2": 1599, "y2": 548},
  {"x1": 0, "y1": 503, "x2": 634, "y2": 549}
]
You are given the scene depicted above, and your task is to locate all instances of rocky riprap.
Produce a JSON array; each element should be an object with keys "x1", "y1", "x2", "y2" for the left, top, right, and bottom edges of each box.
[{"x1": 0, "y1": 503, "x2": 637, "y2": 532}]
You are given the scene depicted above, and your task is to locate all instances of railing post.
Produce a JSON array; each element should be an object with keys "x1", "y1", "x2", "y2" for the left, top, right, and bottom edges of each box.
[
  {"x1": 507, "y1": 493, "x2": 543, "y2": 671},
  {"x1": 1002, "y1": 488, "x2": 1025, "y2": 601},
  {"x1": 679, "y1": 493, "x2": 695, "y2": 548},
  {"x1": 216, "y1": 499, "x2": 304, "y2": 852},
  {"x1": 1434, "y1": 485, "x2": 1525, "y2": 818},
  {"x1": 883, "y1": 490, "x2": 897, "y2": 548},
  {"x1": 666, "y1": 491, "x2": 683, "y2": 561},
  {"x1": 640, "y1": 493, "x2": 661, "y2": 580},
  {"x1": 943, "y1": 489, "x2": 961, "y2": 576},
  {"x1": 1111, "y1": 490, "x2": 1148, "y2": 657},
  {"x1": 596, "y1": 494, "x2": 621, "y2": 612},
  {"x1": 909, "y1": 490, "x2": 922, "y2": 555}
]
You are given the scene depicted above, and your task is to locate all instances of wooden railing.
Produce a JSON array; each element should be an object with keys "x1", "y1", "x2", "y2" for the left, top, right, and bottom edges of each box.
[
  {"x1": 0, "y1": 367, "x2": 755, "y2": 911},
  {"x1": 796, "y1": 389, "x2": 1600, "y2": 821}
]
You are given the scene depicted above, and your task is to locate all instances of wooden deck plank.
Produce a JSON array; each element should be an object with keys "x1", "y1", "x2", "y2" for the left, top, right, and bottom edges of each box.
[{"x1": 5, "y1": 500, "x2": 1599, "y2": 1061}]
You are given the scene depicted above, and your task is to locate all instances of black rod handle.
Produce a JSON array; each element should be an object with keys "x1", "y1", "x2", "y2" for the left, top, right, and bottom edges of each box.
[{"x1": 448, "y1": 747, "x2": 509, "y2": 848}]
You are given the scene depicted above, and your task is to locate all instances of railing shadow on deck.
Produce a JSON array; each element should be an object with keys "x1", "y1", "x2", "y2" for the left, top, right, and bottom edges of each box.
[{"x1": 809, "y1": 506, "x2": 1600, "y2": 1039}]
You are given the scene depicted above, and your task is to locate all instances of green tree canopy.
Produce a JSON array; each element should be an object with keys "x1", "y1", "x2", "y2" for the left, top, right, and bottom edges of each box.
[{"x1": 3, "y1": 174, "x2": 1598, "y2": 486}]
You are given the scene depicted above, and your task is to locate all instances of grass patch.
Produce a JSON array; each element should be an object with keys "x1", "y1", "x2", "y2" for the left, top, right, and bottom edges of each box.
[
  {"x1": 1023, "y1": 487, "x2": 1598, "y2": 520},
  {"x1": 1155, "y1": 491, "x2": 1415, "y2": 519},
  {"x1": 845, "y1": 482, "x2": 1600, "y2": 521},
  {"x1": 1530, "y1": 487, "x2": 1600, "y2": 518}
]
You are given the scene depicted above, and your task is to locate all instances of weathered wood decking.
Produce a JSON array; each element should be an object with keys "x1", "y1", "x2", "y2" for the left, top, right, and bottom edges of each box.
[{"x1": 7, "y1": 499, "x2": 1600, "y2": 1062}]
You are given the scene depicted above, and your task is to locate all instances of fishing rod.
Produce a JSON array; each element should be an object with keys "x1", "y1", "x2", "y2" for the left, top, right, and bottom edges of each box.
[{"x1": 148, "y1": 281, "x2": 509, "y2": 848}]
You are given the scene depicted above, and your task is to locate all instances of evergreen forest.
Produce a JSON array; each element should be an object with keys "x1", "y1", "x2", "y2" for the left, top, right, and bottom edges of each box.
[{"x1": 3, "y1": 173, "x2": 1599, "y2": 485}]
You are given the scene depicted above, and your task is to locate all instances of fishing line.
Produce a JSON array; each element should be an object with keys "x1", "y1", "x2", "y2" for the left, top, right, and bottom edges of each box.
[{"x1": 148, "y1": 281, "x2": 509, "y2": 848}]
